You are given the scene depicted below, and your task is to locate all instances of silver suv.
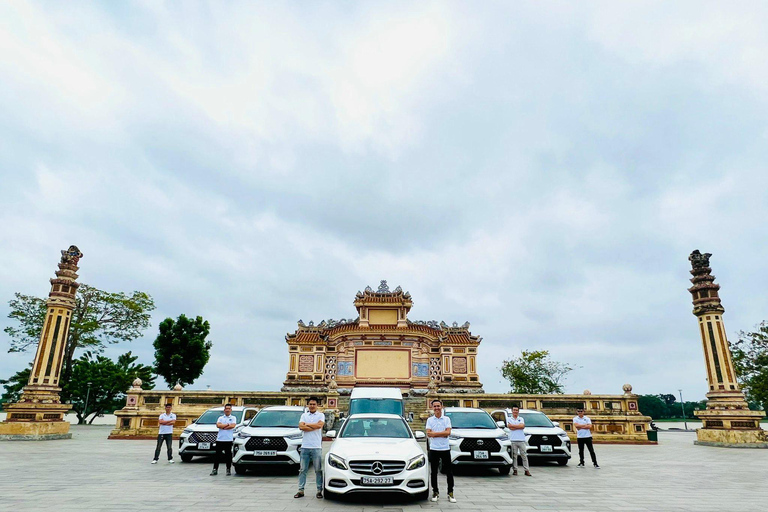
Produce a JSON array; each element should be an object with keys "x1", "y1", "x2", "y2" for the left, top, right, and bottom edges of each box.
[
  {"x1": 492, "y1": 408, "x2": 572, "y2": 465},
  {"x1": 437, "y1": 407, "x2": 514, "y2": 475},
  {"x1": 232, "y1": 406, "x2": 306, "y2": 475},
  {"x1": 179, "y1": 406, "x2": 258, "y2": 462}
]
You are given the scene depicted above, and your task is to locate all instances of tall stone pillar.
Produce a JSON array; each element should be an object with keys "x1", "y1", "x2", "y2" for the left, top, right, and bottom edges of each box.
[
  {"x1": 687, "y1": 250, "x2": 766, "y2": 447},
  {"x1": 0, "y1": 245, "x2": 83, "y2": 441}
]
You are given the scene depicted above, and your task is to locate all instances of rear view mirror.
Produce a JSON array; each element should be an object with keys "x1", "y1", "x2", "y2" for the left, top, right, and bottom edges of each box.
[
  {"x1": 414, "y1": 431, "x2": 426, "y2": 440},
  {"x1": 496, "y1": 421, "x2": 506, "y2": 428},
  {"x1": 552, "y1": 421, "x2": 560, "y2": 427},
  {"x1": 326, "y1": 430, "x2": 337, "y2": 438}
]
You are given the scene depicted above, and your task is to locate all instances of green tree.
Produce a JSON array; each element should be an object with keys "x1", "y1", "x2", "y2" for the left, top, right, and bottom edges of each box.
[
  {"x1": 731, "y1": 321, "x2": 768, "y2": 411},
  {"x1": 64, "y1": 351, "x2": 155, "y2": 424},
  {"x1": 153, "y1": 314, "x2": 212, "y2": 388},
  {"x1": 500, "y1": 350, "x2": 573, "y2": 394},
  {"x1": 0, "y1": 365, "x2": 31, "y2": 408},
  {"x1": 637, "y1": 394, "x2": 667, "y2": 419},
  {"x1": 4, "y1": 285, "x2": 155, "y2": 393}
]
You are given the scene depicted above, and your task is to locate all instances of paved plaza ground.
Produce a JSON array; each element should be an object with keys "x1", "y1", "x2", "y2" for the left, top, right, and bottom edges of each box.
[{"x1": 1, "y1": 426, "x2": 766, "y2": 512}]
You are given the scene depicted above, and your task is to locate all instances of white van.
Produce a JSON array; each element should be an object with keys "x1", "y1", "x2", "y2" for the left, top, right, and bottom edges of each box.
[{"x1": 348, "y1": 387, "x2": 405, "y2": 417}]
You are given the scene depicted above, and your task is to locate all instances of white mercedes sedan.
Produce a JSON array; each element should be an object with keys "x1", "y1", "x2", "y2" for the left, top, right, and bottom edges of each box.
[{"x1": 324, "y1": 413, "x2": 429, "y2": 500}]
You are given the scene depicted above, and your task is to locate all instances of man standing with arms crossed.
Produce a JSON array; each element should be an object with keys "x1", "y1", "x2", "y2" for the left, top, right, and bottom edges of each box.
[
  {"x1": 507, "y1": 406, "x2": 531, "y2": 476},
  {"x1": 426, "y1": 399, "x2": 456, "y2": 503},
  {"x1": 295, "y1": 397, "x2": 324, "y2": 499},
  {"x1": 573, "y1": 408, "x2": 599, "y2": 468},
  {"x1": 151, "y1": 403, "x2": 176, "y2": 464},
  {"x1": 210, "y1": 404, "x2": 237, "y2": 476}
]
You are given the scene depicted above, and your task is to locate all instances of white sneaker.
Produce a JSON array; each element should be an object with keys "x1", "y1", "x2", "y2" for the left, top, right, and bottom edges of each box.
[
  {"x1": 448, "y1": 493, "x2": 457, "y2": 503},
  {"x1": 430, "y1": 493, "x2": 439, "y2": 502},
  {"x1": 169, "y1": 459, "x2": 174, "y2": 464},
  {"x1": 151, "y1": 460, "x2": 158, "y2": 464}
]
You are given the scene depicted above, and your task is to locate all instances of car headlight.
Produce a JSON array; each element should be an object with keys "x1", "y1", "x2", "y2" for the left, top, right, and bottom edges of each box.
[
  {"x1": 448, "y1": 434, "x2": 462, "y2": 440},
  {"x1": 406, "y1": 454, "x2": 426, "y2": 470},
  {"x1": 558, "y1": 432, "x2": 569, "y2": 439},
  {"x1": 496, "y1": 433, "x2": 509, "y2": 440},
  {"x1": 236, "y1": 432, "x2": 250, "y2": 439},
  {"x1": 182, "y1": 429, "x2": 193, "y2": 435},
  {"x1": 328, "y1": 453, "x2": 348, "y2": 470},
  {"x1": 286, "y1": 432, "x2": 303, "y2": 440}
]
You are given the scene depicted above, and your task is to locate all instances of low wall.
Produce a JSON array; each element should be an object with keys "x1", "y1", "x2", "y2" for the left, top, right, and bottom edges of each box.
[{"x1": 110, "y1": 388, "x2": 653, "y2": 443}]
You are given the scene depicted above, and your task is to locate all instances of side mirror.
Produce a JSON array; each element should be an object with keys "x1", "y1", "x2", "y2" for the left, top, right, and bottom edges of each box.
[
  {"x1": 496, "y1": 421, "x2": 506, "y2": 428},
  {"x1": 326, "y1": 430, "x2": 337, "y2": 438},
  {"x1": 552, "y1": 421, "x2": 560, "y2": 427},
  {"x1": 414, "y1": 431, "x2": 426, "y2": 440}
]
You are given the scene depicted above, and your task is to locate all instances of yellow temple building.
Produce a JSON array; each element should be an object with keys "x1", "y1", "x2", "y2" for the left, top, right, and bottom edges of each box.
[{"x1": 282, "y1": 281, "x2": 483, "y2": 391}]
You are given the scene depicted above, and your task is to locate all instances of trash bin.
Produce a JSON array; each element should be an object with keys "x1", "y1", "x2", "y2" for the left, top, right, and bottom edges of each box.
[{"x1": 647, "y1": 430, "x2": 658, "y2": 442}]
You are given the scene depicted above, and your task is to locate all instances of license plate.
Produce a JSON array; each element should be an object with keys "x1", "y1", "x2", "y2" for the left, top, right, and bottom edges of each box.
[
  {"x1": 198, "y1": 442, "x2": 211, "y2": 450},
  {"x1": 253, "y1": 450, "x2": 277, "y2": 456},
  {"x1": 473, "y1": 450, "x2": 489, "y2": 459},
  {"x1": 361, "y1": 476, "x2": 394, "y2": 485},
  {"x1": 540, "y1": 445, "x2": 553, "y2": 452}
]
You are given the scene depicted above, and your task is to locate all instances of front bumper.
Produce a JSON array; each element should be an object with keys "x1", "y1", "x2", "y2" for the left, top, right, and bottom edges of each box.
[
  {"x1": 179, "y1": 436, "x2": 217, "y2": 457},
  {"x1": 525, "y1": 438, "x2": 571, "y2": 460},
  {"x1": 232, "y1": 437, "x2": 302, "y2": 466},
  {"x1": 324, "y1": 459, "x2": 429, "y2": 496}
]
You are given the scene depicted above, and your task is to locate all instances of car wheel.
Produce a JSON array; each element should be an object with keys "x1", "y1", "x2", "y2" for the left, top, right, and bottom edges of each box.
[
  {"x1": 234, "y1": 464, "x2": 248, "y2": 475},
  {"x1": 180, "y1": 453, "x2": 194, "y2": 463},
  {"x1": 498, "y1": 466, "x2": 511, "y2": 475},
  {"x1": 557, "y1": 459, "x2": 568, "y2": 466}
]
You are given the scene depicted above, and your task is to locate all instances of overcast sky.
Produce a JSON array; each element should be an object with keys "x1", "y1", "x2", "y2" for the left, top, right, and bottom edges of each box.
[{"x1": 1, "y1": 1, "x2": 767, "y2": 400}]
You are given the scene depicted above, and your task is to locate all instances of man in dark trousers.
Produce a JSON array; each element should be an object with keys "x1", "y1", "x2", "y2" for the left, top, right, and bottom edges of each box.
[
  {"x1": 210, "y1": 404, "x2": 237, "y2": 476},
  {"x1": 573, "y1": 408, "x2": 599, "y2": 468},
  {"x1": 426, "y1": 399, "x2": 456, "y2": 503},
  {"x1": 151, "y1": 403, "x2": 176, "y2": 464}
]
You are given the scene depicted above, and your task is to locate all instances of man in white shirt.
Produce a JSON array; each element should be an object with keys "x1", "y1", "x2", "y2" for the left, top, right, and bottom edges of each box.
[
  {"x1": 295, "y1": 397, "x2": 325, "y2": 499},
  {"x1": 425, "y1": 399, "x2": 456, "y2": 503},
  {"x1": 507, "y1": 407, "x2": 531, "y2": 476},
  {"x1": 152, "y1": 403, "x2": 176, "y2": 464},
  {"x1": 210, "y1": 404, "x2": 237, "y2": 476},
  {"x1": 573, "y1": 408, "x2": 599, "y2": 468}
]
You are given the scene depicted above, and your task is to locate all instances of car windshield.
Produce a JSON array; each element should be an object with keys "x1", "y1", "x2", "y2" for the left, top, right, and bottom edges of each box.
[
  {"x1": 249, "y1": 410, "x2": 303, "y2": 428},
  {"x1": 349, "y1": 398, "x2": 403, "y2": 416},
  {"x1": 196, "y1": 410, "x2": 243, "y2": 425},
  {"x1": 519, "y1": 412, "x2": 554, "y2": 427},
  {"x1": 340, "y1": 417, "x2": 411, "y2": 439},
  {"x1": 445, "y1": 411, "x2": 497, "y2": 429}
]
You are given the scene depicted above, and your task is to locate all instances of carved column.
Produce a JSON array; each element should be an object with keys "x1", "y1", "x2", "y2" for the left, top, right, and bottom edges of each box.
[
  {"x1": 687, "y1": 250, "x2": 766, "y2": 447},
  {"x1": 0, "y1": 246, "x2": 83, "y2": 440}
]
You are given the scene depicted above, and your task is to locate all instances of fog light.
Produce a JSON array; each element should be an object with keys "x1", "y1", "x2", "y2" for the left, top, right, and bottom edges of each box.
[
  {"x1": 328, "y1": 479, "x2": 347, "y2": 488},
  {"x1": 407, "y1": 479, "x2": 426, "y2": 488}
]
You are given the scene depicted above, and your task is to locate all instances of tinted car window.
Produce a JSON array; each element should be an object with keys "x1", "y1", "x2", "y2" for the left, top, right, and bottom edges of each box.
[
  {"x1": 250, "y1": 410, "x2": 304, "y2": 428},
  {"x1": 196, "y1": 410, "x2": 244, "y2": 424},
  {"x1": 445, "y1": 411, "x2": 497, "y2": 429},
  {"x1": 341, "y1": 418, "x2": 410, "y2": 438},
  {"x1": 519, "y1": 412, "x2": 554, "y2": 427}
]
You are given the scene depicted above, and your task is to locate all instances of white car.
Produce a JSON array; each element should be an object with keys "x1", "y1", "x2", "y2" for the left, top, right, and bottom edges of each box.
[
  {"x1": 492, "y1": 408, "x2": 572, "y2": 465},
  {"x1": 324, "y1": 414, "x2": 429, "y2": 500},
  {"x1": 232, "y1": 406, "x2": 306, "y2": 474},
  {"x1": 179, "y1": 406, "x2": 258, "y2": 462},
  {"x1": 441, "y1": 407, "x2": 514, "y2": 474}
]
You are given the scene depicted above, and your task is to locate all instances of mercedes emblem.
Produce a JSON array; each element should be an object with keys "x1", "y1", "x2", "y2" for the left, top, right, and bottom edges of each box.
[{"x1": 371, "y1": 461, "x2": 384, "y2": 475}]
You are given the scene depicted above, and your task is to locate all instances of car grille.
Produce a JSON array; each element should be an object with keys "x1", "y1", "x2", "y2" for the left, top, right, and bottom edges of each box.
[
  {"x1": 349, "y1": 460, "x2": 406, "y2": 476},
  {"x1": 527, "y1": 434, "x2": 562, "y2": 447},
  {"x1": 189, "y1": 432, "x2": 217, "y2": 444},
  {"x1": 459, "y1": 438, "x2": 501, "y2": 452},
  {"x1": 245, "y1": 436, "x2": 288, "y2": 451}
]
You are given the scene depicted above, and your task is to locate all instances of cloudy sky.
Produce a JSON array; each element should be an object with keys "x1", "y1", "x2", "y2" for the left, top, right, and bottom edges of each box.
[{"x1": 1, "y1": 1, "x2": 767, "y2": 400}]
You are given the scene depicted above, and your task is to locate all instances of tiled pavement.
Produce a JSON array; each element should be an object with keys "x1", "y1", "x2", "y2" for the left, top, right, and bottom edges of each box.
[{"x1": 0, "y1": 426, "x2": 766, "y2": 511}]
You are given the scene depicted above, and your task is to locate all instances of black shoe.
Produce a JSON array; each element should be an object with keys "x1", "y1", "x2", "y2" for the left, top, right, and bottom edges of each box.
[
  {"x1": 577, "y1": 463, "x2": 585, "y2": 468},
  {"x1": 294, "y1": 491, "x2": 304, "y2": 498},
  {"x1": 210, "y1": 469, "x2": 218, "y2": 476},
  {"x1": 316, "y1": 491, "x2": 323, "y2": 499},
  {"x1": 594, "y1": 464, "x2": 600, "y2": 469},
  {"x1": 226, "y1": 469, "x2": 232, "y2": 476}
]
